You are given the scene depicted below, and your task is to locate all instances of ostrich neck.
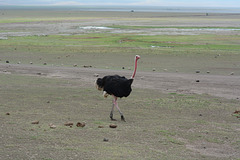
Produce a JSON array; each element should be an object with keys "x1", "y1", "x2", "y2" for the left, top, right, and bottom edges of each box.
[{"x1": 131, "y1": 58, "x2": 138, "y2": 79}]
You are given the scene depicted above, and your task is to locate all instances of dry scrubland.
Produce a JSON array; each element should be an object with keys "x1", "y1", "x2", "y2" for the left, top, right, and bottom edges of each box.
[{"x1": 0, "y1": 9, "x2": 240, "y2": 159}]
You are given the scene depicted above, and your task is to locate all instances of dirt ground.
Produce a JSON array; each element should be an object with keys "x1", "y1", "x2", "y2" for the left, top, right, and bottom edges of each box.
[
  {"x1": 0, "y1": 10, "x2": 240, "y2": 160},
  {"x1": 0, "y1": 63, "x2": 240, "y2": 100}
]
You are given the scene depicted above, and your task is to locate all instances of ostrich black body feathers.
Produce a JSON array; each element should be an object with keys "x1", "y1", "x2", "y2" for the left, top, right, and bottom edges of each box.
[{"x1": 96, "y1": 75, "x2": 133, "y2": 98}]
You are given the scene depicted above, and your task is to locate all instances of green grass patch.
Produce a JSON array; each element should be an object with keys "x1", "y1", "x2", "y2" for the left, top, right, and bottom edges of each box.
[{"x1": 109, "y1": 25, "x2": 240, "y2": 30}]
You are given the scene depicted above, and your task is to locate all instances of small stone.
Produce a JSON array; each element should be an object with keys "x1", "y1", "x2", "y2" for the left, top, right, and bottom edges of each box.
[
  {"x1": 230, "y1": 72, "x2": 234, "y2": 75},
  {"x1": 152, "y1": 68, "x2": 156, "y2": 71},
  {"x1": 30, "y1": 62, "x2": 33, "y2": 64},
  {"x1": 73, "y1": 64, "x2": 78, "y2": 67},
  {"x1": 199, "y1": 114, "x2": 202, "y2": 116},
  {"x1": 103, "y1": 138, "x2": 109, "y2": 142},
  {"x1": 64, "y1": 122, "x2": 74, "y2": 126},
  {"x1": 6, "y1": 112, "x2": 10, "y2": 115},
  {"x1": 196, "y1": 70, "x2": 200, "y2": 73},
  {"x1": 31, "y1": 121, "x2": 39, "y2": 124},
  {"x1": 94, "y1": 73, "x2": 99, "y2": 77},
  {"x1": 196, "y1": 80, "x2": 200, "y2": 82},
  {"x1": 6, "y1": 60, "x2": 9, "y2": 63},
  {"x1": 76, "y1": 122, "x2": 85, "y2": 128},
  {"x1": 49, "y1": 124, "x2": 56, "y2": 129}
]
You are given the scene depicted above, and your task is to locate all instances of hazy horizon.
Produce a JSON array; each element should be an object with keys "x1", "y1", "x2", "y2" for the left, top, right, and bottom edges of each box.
[{"x1": 0, "y1": 0, "x2": 240, "y2": 8}]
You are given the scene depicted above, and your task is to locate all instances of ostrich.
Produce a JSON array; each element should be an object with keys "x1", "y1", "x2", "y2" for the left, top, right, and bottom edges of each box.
[{"x1": 95, "y1": 55, "x2": 140, "y2": 121}]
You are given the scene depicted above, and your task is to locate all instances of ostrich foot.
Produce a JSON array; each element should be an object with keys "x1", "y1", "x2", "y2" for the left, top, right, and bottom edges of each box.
[
  {"x1": 110, "y1": 114, "x2": 117, "y2": 121},
  {"x1": 110, "y1": 118, "x2": 117, "y2": 121},
  {"x1": 121, "y1": 115, "x2": 126, "y2": 122}
]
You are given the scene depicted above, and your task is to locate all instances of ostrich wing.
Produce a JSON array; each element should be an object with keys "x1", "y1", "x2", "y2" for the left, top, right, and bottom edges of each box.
[{"x1": 103, "y1": 75, "x2": 133, "y2": 98}]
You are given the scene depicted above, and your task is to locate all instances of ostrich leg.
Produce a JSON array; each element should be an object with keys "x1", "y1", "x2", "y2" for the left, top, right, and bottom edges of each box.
[
  {"x1": 110, "y1": 99, "x2": 116, "y2": 121},
  {"x1": 113, "y1": 96, "x2": 126, "y2": 122}
]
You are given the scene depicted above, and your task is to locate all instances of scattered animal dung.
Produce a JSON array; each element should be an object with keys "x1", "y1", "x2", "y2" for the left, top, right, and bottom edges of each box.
[
  {"x1": 103, "y1": 138, "x2": 109, "y2": 142},
  {"x1": 109, "y1": 124, "x2": 117, "y2": 128},
  {"x1": 195, "y1": 70, "x2": 200, "y2": 73},
  {"x1": 64, "y1": 122, "x2": 74, "y2": 126},
  {"x1": 6, "y1": 60, "x2": 9, "y2": 63},
  {"x1": 6, "y1": 112, "x2": 10, "y2": 115},
  {"x1": 76, "y1": 122, "x2": 85, "y2": 128},
  {"x1": 122, "y1": 67, "x2": 125, "y2": 69},
  {"x1": 207, "y1": 71, "x2": 210, "y2": 74},
  {"x1": 196, "y1": 80, "x2": 200, "y2": 82},
  {"x1": 31, "y1": 121, "x2": 39, "y2": 124}
]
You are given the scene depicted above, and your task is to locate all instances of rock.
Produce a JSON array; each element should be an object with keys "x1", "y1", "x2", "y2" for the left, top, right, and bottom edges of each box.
[
  {"x1": 83, "y1": 65, "x2": 92, "y2": 68},
  {"x1": 109, "y1": 124, "x2": 117, "y2": 128},
  {"x1": 152, "y1": 68, "x2": 156, "y2": 71},
  {"x1": 94, "y1": 73, "x2": 99, "y2": 77},
  {"x1": 31, "y1": 121, "x2": 39, "y2": 124},
  {"x1": 230, "y1": 72, "x2": 234, "y2": 75},
  {"x1": 49, "y1": 124, "x2": 56, "y2": 129},
  {"x1": 76, "y1": 122, "x2": 85, "y2": 128},
  {"x1": 64, "y1": 122, "x2": 74, "y2": 126},
  {"x1": 103, "y1": 138, "x2": 109, "y2": 142}
]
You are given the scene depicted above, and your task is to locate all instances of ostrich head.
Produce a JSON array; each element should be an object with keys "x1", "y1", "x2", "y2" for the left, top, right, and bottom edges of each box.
[
  {"x1": 95, "y1": 78, "x2": 103, "y2": 91},
  {"x1": 135, "y1": 55, "x2": 140, "y2": 60}
]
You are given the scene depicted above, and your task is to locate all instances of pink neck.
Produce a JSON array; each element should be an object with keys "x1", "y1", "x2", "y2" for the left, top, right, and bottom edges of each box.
[{"x1": 131, "y1": 57, "x2": 138, "y2": 79}]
